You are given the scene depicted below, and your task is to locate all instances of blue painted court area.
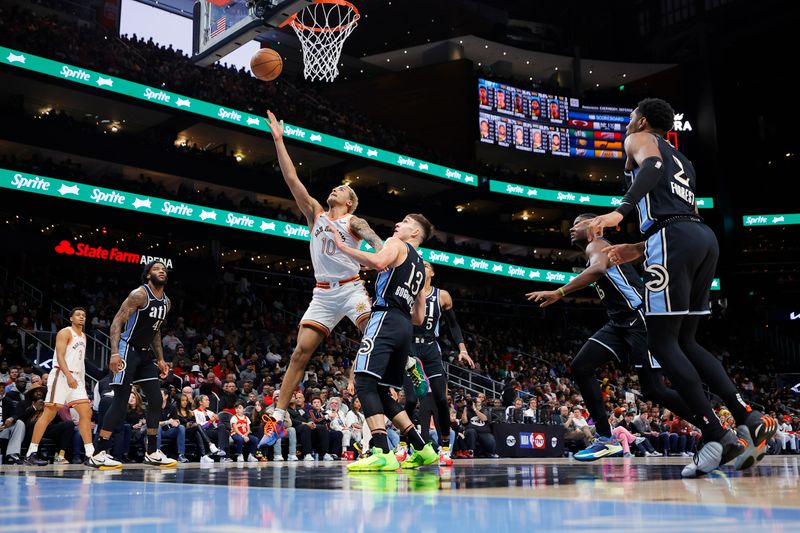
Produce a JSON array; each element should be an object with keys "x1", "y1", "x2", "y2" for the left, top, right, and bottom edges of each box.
[{"x1": 1, "y1": 465, "x2": 800, "y2": 533}]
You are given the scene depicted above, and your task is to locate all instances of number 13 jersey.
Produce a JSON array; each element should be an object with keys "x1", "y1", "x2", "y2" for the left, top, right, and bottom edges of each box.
[
  {"x1": 310, "y1": 212, "x2": 363, "y2": 282},
  {"x1": 373, "y1": 242, "x2": 425, "y2": 315}
]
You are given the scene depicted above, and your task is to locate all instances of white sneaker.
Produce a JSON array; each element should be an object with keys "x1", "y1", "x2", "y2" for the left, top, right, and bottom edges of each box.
[
  {"x1": 644, "y1": 451, "x2": 653, "y2": 457},
  {"x1": 323, "y1": 453, "x2": 334, "y2": 461},
  {"x1": 247, "y1": 455, "x2": 258, "y2": 463},
  {"x1": 200, "y1": 455, "x2": 214, "y2": 464},
  {"x1": 144, "y1": 450, "x2": 178, "y2": 467},
  {"x1": 651, "y1": 451, "x2": 663, "y2": 457},
  {"x1": 273, "y1": 455, "x2": 284, "y2": 462},
  {"x1": 303, "y1": 454, "x2": 315, "y2": 462},
  {"x1": 220, "y1": 457, "x2": 233, "y2": 463},
  {"x1": 288, "y1": 455, "x2": 299, "y2": 462},
  {"x1": 209, "y1": 444, "x2": 219, "y2": 454},
  {"x1": 634, "y1": 437, "x2": 646, "y2": 445},
  {"x1": 236, "y1": 454, "x2": 245, "y2": 463},
  {"x1": 87, "y1": 451, "x2": 122, "y2": 470},
  {"x1": 683, "y1": 451, "x2": 694, "y2": 457}
]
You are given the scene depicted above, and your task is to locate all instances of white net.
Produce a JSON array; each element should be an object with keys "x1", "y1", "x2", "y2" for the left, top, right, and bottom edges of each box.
[{"x1": 289, "y1": 0, "x2": 359, "y2": 82}]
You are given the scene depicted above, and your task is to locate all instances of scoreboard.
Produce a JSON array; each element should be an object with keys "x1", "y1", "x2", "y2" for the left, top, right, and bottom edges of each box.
[{"x1": 479, "y1": 79, "x2": 631, "y2": 160}]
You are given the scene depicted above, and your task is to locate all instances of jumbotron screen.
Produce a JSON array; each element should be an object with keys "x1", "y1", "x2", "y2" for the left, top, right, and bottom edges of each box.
[{"x1": 478, "y1": 79, "x2": 630, "y2": 160}]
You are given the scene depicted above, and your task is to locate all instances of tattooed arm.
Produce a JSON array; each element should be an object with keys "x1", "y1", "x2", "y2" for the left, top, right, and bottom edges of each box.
[
  {"x1": 349, "y1": 216, "x2": 384, "y2": 253},
  {"x1": 109, "y1": 288, "x2": 147, "y2": 373}
]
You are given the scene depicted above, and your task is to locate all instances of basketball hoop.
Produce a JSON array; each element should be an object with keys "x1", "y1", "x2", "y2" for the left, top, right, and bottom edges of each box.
[{"x1": 284, "y1": 0, "x2": 359, "y2": 82}]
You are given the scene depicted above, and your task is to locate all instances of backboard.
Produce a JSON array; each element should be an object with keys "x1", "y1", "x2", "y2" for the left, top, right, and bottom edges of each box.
[{"x1": 192, "y1": 0, "x2": 312, "y2": 66}]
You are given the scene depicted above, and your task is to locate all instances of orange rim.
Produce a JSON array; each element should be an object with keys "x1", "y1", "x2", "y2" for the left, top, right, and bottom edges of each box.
[{"x1": 280, "y1": 0, "x2": 360, "y2": 33}]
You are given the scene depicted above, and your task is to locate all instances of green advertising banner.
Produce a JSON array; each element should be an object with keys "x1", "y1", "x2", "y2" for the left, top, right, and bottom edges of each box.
[
  {"x1": 742, "y1": 214, "x2": 800, "y2": 226},
  {"x1": 0, "y1": 47, "x2": 477, "y2": 187},
  {"x1": 489, "y1": 180, "x2": 714, "y2": 209},
  {"x1": 0, "y1": 167, "x2": 720, "y2": 289}
]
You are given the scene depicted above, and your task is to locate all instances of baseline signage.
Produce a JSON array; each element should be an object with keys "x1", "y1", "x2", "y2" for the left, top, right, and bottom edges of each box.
[
  {"x1": 493, "y1": 423, "x2": 565, "y2": 458},
  {"x1": 490, "y1": 180, "x2": 714, "y2": 209},
  {"x1": 2, "y1": 168, "x2": 720, "y2": 289},
  {"x1": 0, "y1": 47, "x2": 477, "y2": 187}
]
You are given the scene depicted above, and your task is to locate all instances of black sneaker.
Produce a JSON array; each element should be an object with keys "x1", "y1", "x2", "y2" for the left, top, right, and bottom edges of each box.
[
  {"x1": 5, "y1": 454, "x2": 22, "y2": 465},
  {"x1": 682, "y1": 430, "x2": 744, "y2": 478},
  {"x1": 745, "y1": 410, "x2": 778, "y2": 458},
  {"x1": 23, "y1": 452, "x2": 48, "y2": 466}
]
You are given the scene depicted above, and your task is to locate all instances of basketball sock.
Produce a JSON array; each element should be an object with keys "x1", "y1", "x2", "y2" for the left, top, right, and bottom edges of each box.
[
  {"x1": 371, "y1": 431, "x2": 390, "y2": 453},
  {"x1": 272, "y1": 408, "x2": 286, "y2": 423},
  {"x1": 571, "y1": 340, "x2": 614, "y2": 438},
  {"x1": 95, "y1": 437, "x2": 110, "y2": 455},
  {"x1": 147, "y1": 434, "x2": 158, "y2": 454},
  {"x1": 402, "y1": 425, "x2": 426, "y2": 451},
  {"x1": 84, "y1": 443, "x2": 95, "y2": 457},
  {"x1": 26, "y1": 443, "x2": 39, "y2": 457}
]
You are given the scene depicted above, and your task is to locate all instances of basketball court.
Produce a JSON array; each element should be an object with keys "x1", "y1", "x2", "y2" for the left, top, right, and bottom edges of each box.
[
  {"x1": 1, "y1": 1, "x2": 798, "y2": 531},
  {"x1": 1, "y1": 457, "x2": 798, "y2": 531}
]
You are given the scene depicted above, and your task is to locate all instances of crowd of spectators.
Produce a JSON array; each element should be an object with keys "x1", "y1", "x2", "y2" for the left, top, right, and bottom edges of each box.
[
  {"x1": 1, "y1": 3, "x2": 448, "y2": 167},
  {"x1": 2, "y1": 261, "x2": 798, "y2": 464}
]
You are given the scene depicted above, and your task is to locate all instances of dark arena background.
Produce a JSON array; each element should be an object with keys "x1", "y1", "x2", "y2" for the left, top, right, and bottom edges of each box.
[{"x1": 1, "y1": 0, "x2": 799, "y2": 531}]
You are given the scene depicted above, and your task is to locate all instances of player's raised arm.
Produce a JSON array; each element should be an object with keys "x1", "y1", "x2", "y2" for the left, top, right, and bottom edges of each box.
[
  {"x1": 266, "y1": 110, "x2": 324, "y2": 226},
  {"x1": 349, "y1": 216, "x2": 384, "y2": 252},
  {"x1": 109, "y1": 288, "x2": 147, "y2": 372}
]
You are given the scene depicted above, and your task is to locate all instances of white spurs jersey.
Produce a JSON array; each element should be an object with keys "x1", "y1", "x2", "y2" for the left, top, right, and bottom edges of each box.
[
  {"x1": 57, "y1": 327, "x2": 86, "y2": 374},
  {"x1": 310, "y1": 212, "x2": 363, "y2": 282}
]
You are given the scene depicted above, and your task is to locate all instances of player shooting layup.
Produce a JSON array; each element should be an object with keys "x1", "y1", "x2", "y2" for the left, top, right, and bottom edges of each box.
[{"x1": 262, "y1": 110, "x2": 384, "y2": 445}]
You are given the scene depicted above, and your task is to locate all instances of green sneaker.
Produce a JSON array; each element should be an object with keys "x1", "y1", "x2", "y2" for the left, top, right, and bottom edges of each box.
[
  {"x1": 347, "y1": 447, "x2": 400, "y2": 472},
  {"x1": 407, "y1": 358, "x2": 429, "y2": 397},
  {"x1": 401, "y1": 442, "x2": 439, "y2": 469}
]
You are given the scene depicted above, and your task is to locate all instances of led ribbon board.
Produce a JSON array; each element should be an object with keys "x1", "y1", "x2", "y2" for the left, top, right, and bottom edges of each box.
[
  {"x1": 1, "y1": 168, "x2": 720, "y2": 290},
  {"x1": 0, "y1": 47, "x2": 477, "y2": 187},
  {"x1": 490, "y1": 180, "x2": 714, "y2": 209},
  {"x1": 742, "y1": 214, "x2": 800, "y2": 226}
]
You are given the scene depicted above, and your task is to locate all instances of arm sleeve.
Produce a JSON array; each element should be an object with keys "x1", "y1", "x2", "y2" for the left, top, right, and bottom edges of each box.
[
  {"x1": 442, "y1": 308, "x2": 465, "y2": 346},
  {"x1": 615, "y1": 157, "x2": 664, "y2": 217}
]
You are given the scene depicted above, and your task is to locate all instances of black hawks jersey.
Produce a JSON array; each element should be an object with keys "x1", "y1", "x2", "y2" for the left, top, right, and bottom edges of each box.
[
  {"x1": 373, "y1": 242, "x2": 425, "y2": 315},
  {"x1": 119, "y1": 284, "x2": 168, "y2": 354},
  {"x1": 625, "y1": 135, "x2": 698, "y2": 234},
  {"x1": 592, "y1": 240, "x2": 644, "y2": 321},
  {"x1": 413, "y1": 287, "x2": 441, "y2": 339}
]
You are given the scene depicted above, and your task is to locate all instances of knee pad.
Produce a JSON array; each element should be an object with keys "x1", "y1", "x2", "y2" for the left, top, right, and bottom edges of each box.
[
  {"x1": 355, "y1": 375, "x2": 383, "y2": 417},
  {"x1": 378, "y1": 387, "x2": 404, "y2": 421}
]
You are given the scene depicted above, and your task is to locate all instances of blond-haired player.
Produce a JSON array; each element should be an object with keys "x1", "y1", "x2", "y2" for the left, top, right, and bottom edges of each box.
[
  {"x1": 25, "y1": 307, "x2": 94, "y2": 466},
  {"x1": 262, "y1": 110, "x2": 384, "y2": 446}
]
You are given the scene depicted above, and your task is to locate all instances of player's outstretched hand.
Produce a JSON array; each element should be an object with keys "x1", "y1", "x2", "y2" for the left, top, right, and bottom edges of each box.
[
  {"x1": 266, "y1": 110, "x2": 284, "y2": 141},
  {"x1": 601, "y1": 243, "x2": 643, "y2": 265},
  {"x1": 458, "y1": 350, "x2": 475, "y2": 369},
  {"x1": 329, "y1": 225, "x2": 349, "y2": 250},
  {"x1": 526, "y1": 290, "x2": 561, "y2": 308},
  {"x1": 572, "y1": 212, "x2": 623, "y2": 242}
]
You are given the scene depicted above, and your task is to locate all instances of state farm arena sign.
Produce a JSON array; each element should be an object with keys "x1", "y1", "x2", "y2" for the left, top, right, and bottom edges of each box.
[{"x1": 54, "y1": 240, "x2": 173, "y2": 268}]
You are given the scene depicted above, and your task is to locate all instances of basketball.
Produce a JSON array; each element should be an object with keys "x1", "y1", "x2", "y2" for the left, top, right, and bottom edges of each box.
[{"x1": 250, "y1": 48, "x2": 283, "y2": 82}]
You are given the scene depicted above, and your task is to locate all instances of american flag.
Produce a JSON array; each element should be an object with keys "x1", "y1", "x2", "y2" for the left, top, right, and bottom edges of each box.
[{"x1": 210, "y1": 16, "x2": 227, "y2": 37}]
